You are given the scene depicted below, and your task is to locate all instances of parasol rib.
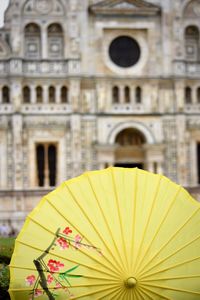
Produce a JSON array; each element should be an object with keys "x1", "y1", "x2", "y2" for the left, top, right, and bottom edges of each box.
[
  {"x1": 16, "y1": 239, "x2": 119, "y2": 280},
  {"x1": 142, "y1": 282, "x2": 200, "y2": 295},
  {"x1": 109, "y1": 287, "x2": 125, "y2": 300},
  {"x1": 98, "y1": 286, "x2": 123, "y2": 300},
  {"x1": 110, "y1": 168, "x2": 129, "y2": 272},
  {"x1": 140, "y1": 274, "x2": 200, "y2": 282},
  {"x1": 134, "y1": 175, "x2": 162, "y2": 273},
  {"x1": 139, "y1": 232, "x2": 200, "y2": 279},
  {"x1": 136, "y1": 185, "x2": 181, "y2": 275},
  {"x1": 85, "y1": 174, "x2": 126, "y2": 270},
  {"x1": 115, "y1": 288, "x2": 127, "y2": 300},
  {"x1": 65, "y1": 181, "x2": 125, "y2": 273},
  {"x1": 138, "y1": 287, "x2": 154, "y2": 300},
  {"x1": 130, "y1": 168, "x2": 138, "y2": 270},
  {"x1": 44, "y1": 197, "x2": 122, "y2": 277},
  {"x1": 140, "y1": 255, "x2": 200, "y2": 280},
  {"x1": 9, "y1": 263, "x2": 120, "y2": 282},
  {"x1": 141, "y1": 285, "x2": 171, "y2": 300},
  {"x1": 138, "y1": 207, "x2": 200, "y2": 277},
  {"x1": 70, "y1": 284, "x2": 124, "y2": 299}
]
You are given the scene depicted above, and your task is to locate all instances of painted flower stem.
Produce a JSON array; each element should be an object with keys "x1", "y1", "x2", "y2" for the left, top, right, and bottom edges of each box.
[{"x1": 33, "y1": 228, "x2": 61, "y2": 300}]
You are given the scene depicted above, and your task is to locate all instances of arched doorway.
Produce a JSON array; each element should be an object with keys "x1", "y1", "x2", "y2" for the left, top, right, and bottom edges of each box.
[{"x1": 114, "y1": 128, "x2": 146, "y2": 169}]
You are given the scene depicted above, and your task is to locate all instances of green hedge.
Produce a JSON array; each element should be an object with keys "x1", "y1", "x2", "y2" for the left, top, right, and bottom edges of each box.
[
  {"x1": 0, "y1": 238, "x2": 15, "y2": 300},
  {"x1": 0, "y1": 264, "x2": 10, "y2": 300}
]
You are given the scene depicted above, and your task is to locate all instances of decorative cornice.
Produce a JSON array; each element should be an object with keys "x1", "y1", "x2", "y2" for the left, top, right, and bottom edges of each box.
[{"x1": 89, "y1": 0, "x2": 161, "y2": 16}]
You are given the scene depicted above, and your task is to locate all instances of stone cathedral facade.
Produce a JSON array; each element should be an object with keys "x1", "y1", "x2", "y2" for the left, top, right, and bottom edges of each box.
[{"x1": 0, "y1": 0, "x2": 200, "y2": 230}]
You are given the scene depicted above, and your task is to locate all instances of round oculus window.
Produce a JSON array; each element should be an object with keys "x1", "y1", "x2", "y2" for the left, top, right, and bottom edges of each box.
[{"x1": 109, "y1": 36, "x2": 141, "y2": 68}]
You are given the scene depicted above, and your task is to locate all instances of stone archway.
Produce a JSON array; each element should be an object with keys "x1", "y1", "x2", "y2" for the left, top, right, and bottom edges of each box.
[{"x1": 114, "y1": 128, "x2": 146, "y2": 169}]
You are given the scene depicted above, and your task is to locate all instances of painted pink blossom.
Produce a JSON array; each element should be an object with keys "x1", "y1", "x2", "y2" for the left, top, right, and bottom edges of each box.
[
  {"x1": 56, "y1": 237, "x2": 69, "y2": 250},
  {"x1": 34, "y1": 289, "x2": 43, "y2": 297},
  {"x1": 25, "y1": 275, "x2": 36, "y2": 286},
  {"x1": 55, "y1": 282, "x2": 62, "y2": 289},
  {"x1": 69, "y1": 293, "x2": 75, "y2": 298},
  {"x1": 47, "y1": 274, "x2": 54, "y2": 284},
  {"x1": 63, "y1": 227, "x2": 72, "y2": 235},
  {"x1": 47, "y1": 259, "x2": 64, "y2": 273},
  {"x1": 74, "y1": 234, "x2": 82, "y2": 249}
]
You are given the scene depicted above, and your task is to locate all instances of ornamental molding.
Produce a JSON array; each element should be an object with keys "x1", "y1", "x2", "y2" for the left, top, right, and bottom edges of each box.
[
  {"x1": 187, "y1": 119, "x2": 200, "y2": 130},
  {"x1": 183, "y1": 0, "x2": 200, "y2": 18},
  {"x1": 89, "y1": 0, "x2": 161, "y2": 16},
  {"x1": 24, "y1": 119, "x2": 70, "y2": 129},
  {"x1": 23, "y1": 0, "x2": 65, "y2": 16},
  {"x1": 0, "y1": 116, "x2": 9, "y2": 129}
]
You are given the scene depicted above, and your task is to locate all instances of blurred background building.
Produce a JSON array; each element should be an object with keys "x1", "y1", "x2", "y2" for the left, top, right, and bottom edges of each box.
[{"x1": 0, "y1": 0, "x2": 200, "y2": 231}]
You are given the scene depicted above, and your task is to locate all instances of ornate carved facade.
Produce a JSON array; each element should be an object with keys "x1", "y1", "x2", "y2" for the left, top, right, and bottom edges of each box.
[{"x1": 1, "y1": 0, "x2": 200, "y2": 230}]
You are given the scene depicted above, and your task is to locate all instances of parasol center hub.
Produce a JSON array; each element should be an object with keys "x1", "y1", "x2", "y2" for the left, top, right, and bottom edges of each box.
[{"x1": 125, "y1": 277, "x2": 137, "y2": 288}]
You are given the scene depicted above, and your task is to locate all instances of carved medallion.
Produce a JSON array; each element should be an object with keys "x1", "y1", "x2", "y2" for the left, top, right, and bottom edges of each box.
[
  {"x1": 36, "y1": 0, "x2": 52, "y2": 14},
  {"x1": 194, "y1": 3, "x2": 200, "y2": 16}
]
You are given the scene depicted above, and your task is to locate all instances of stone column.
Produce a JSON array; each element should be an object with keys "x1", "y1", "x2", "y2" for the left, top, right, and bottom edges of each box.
[
  {"x1": 157, "y1": 162, "x2": 163, "y2": 174},
  {"x1": 30, "y1": 85, "x2": 36, "y2": 104},
  {"x1": 192, "y1": 87, "x2": 197, "y2": 104},
  {"x1": 56, "y1": 86, "x2": 61, "y2": 104},
  {"x1": 44, "y1": 145, "x2": 49, "y2": 188},
  {"x1": 43, "y1": 85, "x2": 49, "y2": 104},
  {"x1": 119, "y1": 86, "x2": 124, "y2": 104},
  {"x1": 41, "y1": 28, "x2": 48, "y2": 59},
  {"x1": 131, "y1": 86, "x2": 135, "y2": 107},
  {"x1": 147, "y1": 162, "x2": 154, "y2": 173},
  {"x1": 0, "y1": 86, "x2": 2, "y2": 103}
]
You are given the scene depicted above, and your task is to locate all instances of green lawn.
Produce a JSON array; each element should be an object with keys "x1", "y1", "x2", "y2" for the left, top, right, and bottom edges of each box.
[
  {"x1": 0, "y1": 237, "x2": 15, "y2": 263},
  {"x1": 0, "y1": 237, "x2": 15, "y2": 300}
]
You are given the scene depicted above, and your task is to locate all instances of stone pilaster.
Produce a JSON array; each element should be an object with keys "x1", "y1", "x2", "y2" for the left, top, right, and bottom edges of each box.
[
  {"x1": 163, "y1": 116, "x2": 178, "y2": 182},
  {"x1": 11, "y1": 80, "x2": 22, "y2": 113},
  {"x1": 71, "y1": 115, "x2": 82, "y2": 176},
  {"x1": 12, "y1": 114, "x2": 23, "y2": 189},
  {"x1": 70, "y1": 79, "x2": 80, "y2": 112}
]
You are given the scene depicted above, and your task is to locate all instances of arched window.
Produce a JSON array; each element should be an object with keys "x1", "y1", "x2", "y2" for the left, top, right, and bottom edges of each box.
[
  {"x1": 124, "y1": 86, "x2": 130, "y2": 103},
  {"x1": 2, "y1": 86, "x2": 10, "y2": 103},
  {"x1": 135, "y1": 86, "x2": 142, "y2": 103},
  {"x1": 23, "y1": 86, "x2": 31, "y2": 103},
  {"x1": 116, "y1": 128, "x2": 146, "y2": 146},
  {"x1": 36, "y1": 143, "x2": 57, "y2": 187},
  {"x1": 48, "y1": 145, "x2": 57, "y2": 187},
  {"x1": 185, "y1": 26, "x2": 199, "y2": 61},
  {"x1": 24, "y1": 23, "x2": 41, "y2": 58},
  {"x1": 61, "y1": 86, "x2": 68, "y2": 103},
  {"x1": 197, "y1": 87, "x2": 200, "y2": 103},
  {"x1": 114, "y1": 128, "x2": 146, "y2": 169},
  {"x1": 47, "y1": 23, "x2": 64, "y2": 58},
  {"x1": 49, "y1": 86, "x2": 55, "y2": 103},
  {"x1": 36, "y1": 86, "x2": 43, "y2": 103},
  {"x1": 36, "y1": 144, "x2": 45, "y2": 187},
  {"x1": 112, "y1": 86, "x2": 119, "y2": 103},
  {"x1": 185, "y1": 86, "x2": 192, "y2": 104}
]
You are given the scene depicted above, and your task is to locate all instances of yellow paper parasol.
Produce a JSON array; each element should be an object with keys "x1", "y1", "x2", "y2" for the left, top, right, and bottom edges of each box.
[{"x1": 9, "y1": 167, "x2": 200, "y2": 299}]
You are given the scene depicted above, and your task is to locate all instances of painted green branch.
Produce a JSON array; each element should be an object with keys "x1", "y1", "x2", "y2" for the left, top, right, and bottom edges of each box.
[
  {"x1": 33, "y1": 259, "x2": 55, "y2": 300},
  {"x1": 33, "y1": 228, "x2": 60, "y2": 300}
]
